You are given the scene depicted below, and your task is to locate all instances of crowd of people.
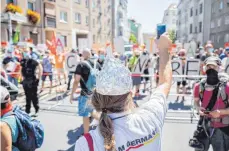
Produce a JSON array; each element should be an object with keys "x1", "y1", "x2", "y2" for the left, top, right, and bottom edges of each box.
[{"x1": 1, "y1": 33, "x2": 229, "y2": 151}]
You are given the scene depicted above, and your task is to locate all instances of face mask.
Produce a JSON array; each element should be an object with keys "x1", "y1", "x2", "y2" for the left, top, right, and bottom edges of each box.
[
  {"x1": 23, "y1": 52, "x2": 31, "y2": 59},
  {"x1": 208, "y1": 48, "x2": 214, "y2": 53},
  {"x1": 206, "y1": 69, "x2": 219, "y2": 85},
  {"x1": 99, "y1": 55, "x2": 105, "y2": 61}
]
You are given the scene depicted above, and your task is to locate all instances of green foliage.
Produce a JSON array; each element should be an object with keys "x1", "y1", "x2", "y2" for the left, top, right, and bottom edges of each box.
[
  {"x1": 129, "y1": 34, "x2": 137, "y2": 44},
  {"x1": 168, "y1": 30, "x2": 176, "y2": 43}
]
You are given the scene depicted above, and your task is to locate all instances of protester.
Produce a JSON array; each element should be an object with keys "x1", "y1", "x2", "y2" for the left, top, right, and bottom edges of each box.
[
  {"x1": 20, "y1": 48, "x2": 43, "y2": 115},
  {"x1": 128, "y1": 49, "x2": 141, "y2": 96},
  {"x1": 70, "y1": 48, "x2": 100, "y2": 134},
  {"x1": 191, "y1": 56, "x2": 229, "y2": 151},
  {"x1": 0, "y1": 86, "x2": 45, "y2": 151},
  {"x1": 176, "y1": 49, "x2": 187, "y2": 101},
  {"x1": 141, "y1": 49, "x2": 151, "y2": 93},
  {"x1": 67, "y1": 49, "x2": 80, "y2": 91},
  {"x1": 41, "y1": 50, "x2": 55, "y2": 93},
  {"x1": 222, "y1": 48, "x2": 229, "y2": 70},
  {"x1": 2, "y1": 49, "x2": 21, "y2": 87},
  {"x1": 218, "y1": 48, "x2": 226, "y2": 60},
  {"x1": 200, "y1": 44, "x2": 214, "y2": 75},
  {"x1": 55, "y1": 53, "x2": 67, "y2": 85},
  {"x1": 97, "y1": 48, "x2": 105, "y2": 67},
  {"x1": 74, "y1": 33, "x2": 172, "y2": 151},
  {"x1": 1, "y1": 86, "x2": 20, "y2": 151}
]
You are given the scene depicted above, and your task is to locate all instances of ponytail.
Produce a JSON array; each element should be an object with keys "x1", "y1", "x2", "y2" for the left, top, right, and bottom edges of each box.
[{"x1": 99, "y1": 112, "x2": 116, "y2": 151}]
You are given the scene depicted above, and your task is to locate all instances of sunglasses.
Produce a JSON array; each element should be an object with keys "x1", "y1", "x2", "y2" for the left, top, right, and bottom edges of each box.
[{"x1": 4, "y1": 95, "x2": 10, "y2": 101}]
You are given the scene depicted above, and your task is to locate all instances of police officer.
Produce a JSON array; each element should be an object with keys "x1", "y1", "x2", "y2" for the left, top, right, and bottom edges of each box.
[{"x1": 21, "y1": 48, "x2": 43, "y2": 116}]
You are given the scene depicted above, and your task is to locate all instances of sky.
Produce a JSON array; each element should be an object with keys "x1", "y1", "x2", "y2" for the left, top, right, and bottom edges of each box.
[{"x1": 127, "y1": 0, "x2": 178, "y2": 33}]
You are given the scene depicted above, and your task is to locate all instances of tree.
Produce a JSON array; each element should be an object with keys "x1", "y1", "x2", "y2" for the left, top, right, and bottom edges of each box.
[
  {"x1": 129, "y1": 34, "x2": 137, "y2": 44},
  {"x1": 168, "y1": 30, "x2": 176, "y2": 43}
]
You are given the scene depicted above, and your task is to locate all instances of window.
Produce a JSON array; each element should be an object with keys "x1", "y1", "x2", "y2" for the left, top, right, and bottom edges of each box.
[
  {"x1": 225, "y1": 34, "x2": 229, "y2": 42},
  {"x1": 47, "y1": 17, "x2": 56, "y2": 28},
  {"x1": 75, "y1": 0, "x2": 80, "y2": 4},
  {"x1": 59, "y1": 35, "x2": 67, "y2": 47},
  {"x1": 225, "y1": 16, "x2": 229, "y2": 25},
  {"x1": 199, "y1": 3, "x2": 203, "y2": 14},
  {"x1": 93, "y1": 19, "x2": 95, "y2": 27},
  {"x1": 199, "y1": 22, "x2": 202, "y2": 32},
  {"x1": 211, "y1": 35, "x2": 215, "y2": 42},
  {"x1": 190, "y1": 8, "x2": 193, "y2": 17},
  {"x1": 211, "y1": 21, "x2": 215, "y2": 28},
  {"x1": 75, "y1": 13, "x2": 81, "y2": 23},
  {"x1": 219, "y1": 1, "x2": 223, "y2": 10},
  {"x1": 172, "y1": 10, "x2": 176, "y2": 16},
  {"x1": 85, "y1": 0, "x2": 89, "y2": 7},
  {"x1": 218, "y1": 18, "x2": 221, "y2": 27},
  {"x1": 172, "y1": 19, "x2": 176, "y2": 24},
  {"x1": 28, "y1": 2, "x2": 35, "y2": 11},
  {"x1": 7, "y1": 0, "x2": 15, "y2": 4},
  {"x1": 217, "y1": 35, "x2": 220, "y2": 43},
  {"x1": 60, "y1": 12, "x2": 67, "y2": 22},
  {"x1": 196, "y1": 9, "x2": 198, "y2": 16},
  {"x1": 86, "y1": 16, "x2": 89, "y2": 25},
  {"x1": 30, "y1": 32, "x2": 38, "y2": 45},
  {"x1": 190, "y1": 24, "x2": 193, "y2": 34},
  {"x1": 195, "y1": 26, "x2": 197, "y2": 33}
]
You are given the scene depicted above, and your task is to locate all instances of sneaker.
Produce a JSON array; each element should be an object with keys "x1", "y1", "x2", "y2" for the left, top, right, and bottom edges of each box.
[{"x1": 34, "y1": 111, "x2": 39, "y2": 117}]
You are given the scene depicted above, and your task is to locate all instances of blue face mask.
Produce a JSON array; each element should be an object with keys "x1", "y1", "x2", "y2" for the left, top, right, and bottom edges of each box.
[
  {"x1": 23, "y1": 52, "x2": 31, "y2": 59},
  {"x1": 99, "y1": 55, "x2": 105, "y2": 61},
  {"x1": 208, "y1": 48, "x2": 214, "y2": 53}
]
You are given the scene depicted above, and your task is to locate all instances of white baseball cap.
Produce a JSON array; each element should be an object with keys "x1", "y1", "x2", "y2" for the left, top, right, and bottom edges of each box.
[{"x1": 0, "y1": 86, "x2": 10, "y2": 103}]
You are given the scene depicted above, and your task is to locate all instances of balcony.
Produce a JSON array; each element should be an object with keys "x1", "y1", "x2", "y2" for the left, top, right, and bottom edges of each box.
[
  {"x1": 45, "y1": 17, "x2": 56, "y2": 28},
  {"x1": 118, "y1": 18, "x2": 124, "y2": 27},
  {"x1": 45, "y1": 3, "x2": 56, "y2": 16}
]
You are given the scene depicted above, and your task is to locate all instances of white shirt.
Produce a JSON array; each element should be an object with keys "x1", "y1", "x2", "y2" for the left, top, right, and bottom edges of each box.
[{"x1": 74, "y1": 91, "x2": 167, "y2": 151}]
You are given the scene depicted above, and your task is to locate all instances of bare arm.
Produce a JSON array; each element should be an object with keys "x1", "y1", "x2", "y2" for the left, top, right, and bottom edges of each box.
[
  {"x1": 156, "y1": 34, "x2": 172, "y2": 97},
  {"x1": 70, "y1": 74, "x2": 81, "y2": 103},
  {"x1": 1, "y1": 122, "x2": 12, "y2": 151},
  {"x1": 37, "y1": 63, "x2": 43, "y2": 80}
]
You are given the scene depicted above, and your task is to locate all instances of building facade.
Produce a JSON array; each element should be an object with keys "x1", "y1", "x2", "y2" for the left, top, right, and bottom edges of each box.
[
  {"x1": 112, "y1": 0, "x2": 129, "y2": 44},
  {"x1": 210, "y1": 0, "x2": 229, "y2": 48},
  {"x1": 162, "y1": 4, "x2": 177, "y2": 32},
  {"x1": 1, "y1": 0, "x2": 44, "y2": 45},
  {"x1": 176, "y1": 0, "x2": 211, "y2": 46}
]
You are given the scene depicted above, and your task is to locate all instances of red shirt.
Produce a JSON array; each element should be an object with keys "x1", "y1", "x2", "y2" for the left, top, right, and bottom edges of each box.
[{"x1": 194, "y1": 82, "x2": 229, "y2": 128}]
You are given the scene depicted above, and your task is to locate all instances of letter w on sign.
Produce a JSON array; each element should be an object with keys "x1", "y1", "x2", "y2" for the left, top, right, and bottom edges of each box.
[{"x1": 133, "y1": 53, "x2": 150, "y2": 74}]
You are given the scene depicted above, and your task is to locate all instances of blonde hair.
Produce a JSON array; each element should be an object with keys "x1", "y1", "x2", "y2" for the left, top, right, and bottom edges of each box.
[{"x1": 92, "y1": 91, "x2": 134, "y2": 151}]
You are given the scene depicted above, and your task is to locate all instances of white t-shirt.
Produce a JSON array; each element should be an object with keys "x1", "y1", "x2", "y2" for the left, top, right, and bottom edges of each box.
[{"x1": 74, "y1": 91, "x2": 167, "y2": 151}]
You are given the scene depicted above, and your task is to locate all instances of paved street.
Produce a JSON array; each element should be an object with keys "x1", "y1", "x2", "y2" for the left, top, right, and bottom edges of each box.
[{"x1": 15, "y1": 81, "x2": 213, "y2": 151}]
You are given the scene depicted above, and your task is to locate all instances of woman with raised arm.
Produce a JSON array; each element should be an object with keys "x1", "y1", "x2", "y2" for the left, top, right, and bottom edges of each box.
[{"x1": 74, "y1": 33, "x2": 172, "y2": 151}]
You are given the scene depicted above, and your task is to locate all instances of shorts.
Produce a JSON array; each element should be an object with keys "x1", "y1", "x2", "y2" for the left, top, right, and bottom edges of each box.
[
  {"x1": 132, "y1": 76, "x2": 141, "y2": 86},
  {"x1": 42, "y1": 73, "x2": 53, "y2": 81},
  {"x1": 142, "y1": 69, "x2": 149, "y2": 81},
  {"x1": 177, "y1": 81, "x2": 187, "y2": 86},
  {"x1": 78, "y1": 96, "x2": 93, "y2": 117},
  {"x1": 56, "y1": 68, "x2": 65, "y2": 73}
]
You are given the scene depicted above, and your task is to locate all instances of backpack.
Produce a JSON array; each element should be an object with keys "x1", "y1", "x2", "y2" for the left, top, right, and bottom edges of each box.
[
  {"x1": 198, "y1": 73, "x2": 229, "y2": 108},
  {"x1": 8, "y1": 106, "x2": 44, "y2": 151},
  {"x1": 83, "y1": 60, "x2": 97, "y2": 92}
]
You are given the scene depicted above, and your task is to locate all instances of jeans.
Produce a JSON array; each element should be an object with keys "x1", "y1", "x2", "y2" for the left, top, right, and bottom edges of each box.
[
  {"x1": 8, "y1": 75, "x2": 18, "y2": 87},
  {"x1": 196, "y1": 128, "x2": 229, "y2": 151}
]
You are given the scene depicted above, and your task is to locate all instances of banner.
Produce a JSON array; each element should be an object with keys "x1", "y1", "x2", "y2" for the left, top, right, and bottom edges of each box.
[
  {"x1": 171, "y1": 59, "x2": 182, "y2": 82},
  {"x1": 222, "y1": 58, "x2": 229, "y2": 74},
  {"x1": 56, "y1": 38, "x2": 64, "y2": 55},
  {"x1": 65, "y1": 52, "x2": 80, "y2": 72},
  {"x1": 184, "y1": 59, "x2": 200, "y2": 80},
  {"x1": 132, "y1": 52, "x2": 150, "y2": 74}
]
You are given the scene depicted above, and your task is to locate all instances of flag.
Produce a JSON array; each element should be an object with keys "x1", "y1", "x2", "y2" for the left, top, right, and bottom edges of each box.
[
  {"x1": 13, "y1": 25, "x2": 20, "y2": 44},
  {"x1": 46, "y1": 32, "x2": 57, "y2": 55}
]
